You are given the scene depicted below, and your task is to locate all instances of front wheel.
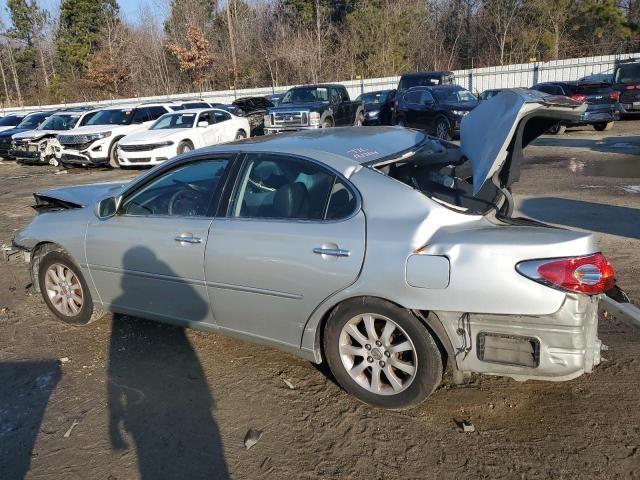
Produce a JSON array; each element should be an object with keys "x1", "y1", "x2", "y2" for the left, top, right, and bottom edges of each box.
[
  {"x1": 108, "y1": 141, "x2": 121, "y2": 168},
  {"x1": 38, "y1": 249, "x2": 102, "y2": 325},
  {"x1": 353, "y1": 111, "x2": 365, "y2": 127},
  {"x1": 593, "y1": 122, "x2": 613, "y2": 131},
  {"x1": 235, "y1": 130, "x2": 247, "y2": 140},
  {"x1": 547, "y1": 123, "x2": 566, "y2": 135},
  {"x1": 177, "y1": 140, "x2": 194, "y2": 154},
  {"x1": 434, "y1": 118, "x2": 450, "y2": 140},
  {"x1": 321, "y1": 118, "x2": 334, "y2": 129},
  {"x1": 324, "y1": 298, "x2": 443, "y2": 409}
]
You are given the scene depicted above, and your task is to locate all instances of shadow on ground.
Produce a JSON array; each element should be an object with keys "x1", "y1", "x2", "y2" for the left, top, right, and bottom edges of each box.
[
  {"x1": 0, "y1": 360, "x2": 61, "y2": 479},
  {"x1": 107, "y1": 246, "x2": 228, "y2": 479},
  {"x1": 520, "y1": 197, "x2": 640, "y2": 240}
]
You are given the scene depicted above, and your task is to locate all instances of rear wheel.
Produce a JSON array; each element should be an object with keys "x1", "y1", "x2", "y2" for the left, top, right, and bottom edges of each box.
[
  {"x1": 434, "y1": 117, "x2": 450, "y2": 140},
  {"x1": 38, "y1": 250, "x2": 102, "y2": 325},
  {"x1": 547, "y1": 123, "x2": 566, "y2": 135},
  {"x1": 593, "y1": 121, "x2": 613, "y2": 131},
  {"x1": 324, "y1": 298, "x2": 443, "y2": 409},
  {"x1": 177, "y1": 140, "x2": 194, "y2": 154}
]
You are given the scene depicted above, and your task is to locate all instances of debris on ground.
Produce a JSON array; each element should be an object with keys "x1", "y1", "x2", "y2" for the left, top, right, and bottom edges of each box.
[
  {"x1": 282, "y1": 379, "x2": 295, "y2": 390},
  {"x1": 455, "y1": 419, "x2": 476, "y2": 433},
  {"x1": 59, "y1": 357, "x2": 70, "y2": 364},
  {"x1": 244, "y1": 428, "x2": 263, "y2": 449},
  {"x1": 63, "y1": 419, "x2": 79, "y2": 438}
]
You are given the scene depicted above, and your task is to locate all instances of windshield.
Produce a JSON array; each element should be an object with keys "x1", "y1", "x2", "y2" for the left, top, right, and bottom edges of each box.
[
  {"x1": 151, "y1": 113, "x2": 196, "y2": 129},
  {"x1": 614, "y1": 64, "x2": 640, "y2": 83},
  {"x1": 17, "y1": 113, "x2": 49, "y2": 129},
  {"x1": 87, "y1": 108, "x2": 133, "y2": 125},
  {"x1": 0, "y1": 114, "x2": 24, "y2": 126},
  {"x1": 281, "y1": 87, "x2": 330, "y2": 104},
  {"x1": 433, "y1": 88, "x2": 476, "y2": 103},
  {"x1": 38, "y1": 114, "x2": 80, "y2": 131},
  {"x1": 358, "y1": 91, "x2": 390, "y2": 105}
]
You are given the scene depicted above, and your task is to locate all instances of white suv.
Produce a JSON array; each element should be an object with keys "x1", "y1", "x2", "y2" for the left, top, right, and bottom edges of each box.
[{"x1": 56, "y1": 103, "x2": 173, "y2": 168}]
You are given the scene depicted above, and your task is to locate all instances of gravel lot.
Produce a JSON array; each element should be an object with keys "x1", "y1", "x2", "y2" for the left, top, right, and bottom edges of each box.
[{"x1": 1, "y1": 122, "x2": 639, "y2": 480}]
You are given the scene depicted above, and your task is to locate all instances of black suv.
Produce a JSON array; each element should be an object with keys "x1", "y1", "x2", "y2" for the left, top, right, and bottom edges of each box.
[
  {"x1": 393, "y1": 85, "x2": 478, "y2": 139},
  {"x1": 356, "y1": 89, "x2": 396, "y2": 125},
  {"x1": 611, "y1": 58, "x2": 640, "y2": 116},
  {"x1": 531, "y1": 81, "x2": 619, "y2": 133}
]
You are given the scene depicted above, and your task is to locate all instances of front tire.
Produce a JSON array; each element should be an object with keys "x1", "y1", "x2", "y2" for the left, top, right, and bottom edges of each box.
[
  {"x1": 353, "y1": 110, "x2": 365, "y2": 127},
  {"x1": 235, "y1": 130, "x2": 247, "y2": 140},
  {"x1": 321, "y1": 117, "x2": 334, "y2": 129},
  {"x1": 434, "y1": 117, "x2": 450, "y2": 140},
  {"x1": 547, "y1": 123, "x2": 566, "y2": 135},
  {"x1": 324, "y1": 298, "x2": 443, "y2": 410},
  {"x1": 38, "y1": 250, "x2": 100, "y2": 325},
  {"x1": 177, "y1": 140, "x2": 194, "y2": 154},
  {"x1": 108, "y1": 140, "x2": 121, "y2": 168},
  {"x1": 593, "y1": 121, "x2": 613, "y2": 131}
]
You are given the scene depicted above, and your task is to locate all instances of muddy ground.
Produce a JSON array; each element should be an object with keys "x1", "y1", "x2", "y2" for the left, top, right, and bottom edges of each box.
[{"x1": 1, "y1": 122, "x2": 639, "y2": 480}]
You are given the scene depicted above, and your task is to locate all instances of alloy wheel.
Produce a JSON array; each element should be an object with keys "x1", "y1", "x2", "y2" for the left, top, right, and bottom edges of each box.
[
  {"x1": 44, "y1": 263, "x2": 83, "y2": 316},
  {"x1": 339, "y1": 313, "x2": 418, "y2": 395}
]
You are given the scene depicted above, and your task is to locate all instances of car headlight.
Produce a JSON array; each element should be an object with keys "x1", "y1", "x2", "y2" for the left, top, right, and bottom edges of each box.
[
  {"x1": 263, "y1": 114, "x2": 272, "y2": 127},
  {"x1": 366, "y1": 110, "x2": 380, "y2": 118},
  {"x1": 155, "y1": 141, "x2": 174, "y2": 148},
  {"x1": 452, "y1": 110, "x2": 468, "y2": 116},
  {"x1": 88, "y1": 131, "x2": 112, "y2": 141},
  {"x1": 309, "y1": 112, "x2": 320, "y2": 126}
]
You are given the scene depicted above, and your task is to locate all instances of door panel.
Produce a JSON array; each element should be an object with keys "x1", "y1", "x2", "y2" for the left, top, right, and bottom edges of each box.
[
  {"x1": 86, "y1": 216, "x2": 214, "y2": 323},
  {"x1": 205, "y1": 214, "x2": 366, "y2": 347}
]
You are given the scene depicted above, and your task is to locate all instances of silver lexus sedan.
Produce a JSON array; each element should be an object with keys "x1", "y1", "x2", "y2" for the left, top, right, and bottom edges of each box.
[{"x1": 13, "y1": 90, "x2": 617, "y2": 409}]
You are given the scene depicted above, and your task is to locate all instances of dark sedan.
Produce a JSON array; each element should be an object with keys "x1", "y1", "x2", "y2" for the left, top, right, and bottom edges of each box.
[
  {"x1": 356, "y1": 89, "x2": 396, "y2": 125},
  {"x1": 531, "y1": 81, "x2": 619, "y2": 133},
  {"x1": 393, "y1": 85, "x2": 477, "y2": 139}
]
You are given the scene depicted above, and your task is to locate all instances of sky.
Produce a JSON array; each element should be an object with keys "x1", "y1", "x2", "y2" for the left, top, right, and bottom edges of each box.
[{"x1": 0, "y1": 0, "x2": 170, "y2": 26}]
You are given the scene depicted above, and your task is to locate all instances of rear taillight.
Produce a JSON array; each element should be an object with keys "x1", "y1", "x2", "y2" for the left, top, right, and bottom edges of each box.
[
  {"x1": 624, "y1": 85, "x2": 640, "y2": 90},
  {"x1": 516, "y1": 253, "x2": 614, "y2": 295},
  {"x1": 609, "y1": 91, "x2": 620, "y2": 101},
  {"x1": 570, "y1": 94, "x2": 587, "y2": 103}
]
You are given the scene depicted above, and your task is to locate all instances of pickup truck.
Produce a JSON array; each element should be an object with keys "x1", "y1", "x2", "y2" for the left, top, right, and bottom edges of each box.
[{"x1": 263, "y1": 84, "x2": 364, "y2": 134}]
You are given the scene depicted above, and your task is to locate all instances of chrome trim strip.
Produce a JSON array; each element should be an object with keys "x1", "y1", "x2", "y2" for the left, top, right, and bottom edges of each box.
[{"x1": 88, "y1": 264, "x2": 302, "y2": 299}]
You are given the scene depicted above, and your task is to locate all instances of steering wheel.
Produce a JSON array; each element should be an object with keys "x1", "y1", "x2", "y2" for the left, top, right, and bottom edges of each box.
[{"x1": 168, "y1": 188, "x2": 203, "y2": 216}]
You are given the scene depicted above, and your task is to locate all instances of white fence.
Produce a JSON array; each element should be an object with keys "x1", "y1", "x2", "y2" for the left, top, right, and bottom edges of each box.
[{"x1": 5, "y1": 52, "x2": 639, "y2": 113}]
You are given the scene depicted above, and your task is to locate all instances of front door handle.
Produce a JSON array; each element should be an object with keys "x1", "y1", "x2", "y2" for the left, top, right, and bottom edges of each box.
[
  {"x1": 313, "y1": 247, "x2": 350, "y2": 257},
  {"x1": 174, "y1": 234, "x2": 202, "y2": 244}
]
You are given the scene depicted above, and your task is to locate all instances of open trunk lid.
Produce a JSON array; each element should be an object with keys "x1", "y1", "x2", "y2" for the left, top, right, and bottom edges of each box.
[{"x1": 461, "y1": 89, "x2": 586, "y2": 194}]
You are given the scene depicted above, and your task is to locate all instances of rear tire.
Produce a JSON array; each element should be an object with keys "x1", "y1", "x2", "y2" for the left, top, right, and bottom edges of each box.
[
  {"x1": 324, "y1": 298, "x2": 443, "y2": 410},
  {"x1": 593, "y1": 122, "x2": 613, "y2": 131},
  {"x1": 547, "y1": 123, "x2": 566, "y2": 135},
  {"x1": 177, "y1": 140, "x2": 194, "y2": 154},
  {"x1": 38, "y1": 249, "x2": 103, "y2": 325}
]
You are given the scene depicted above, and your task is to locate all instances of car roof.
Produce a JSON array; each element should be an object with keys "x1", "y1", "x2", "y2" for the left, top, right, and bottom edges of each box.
[
  {"x1": 194, "y1": 127, "x2": 426, "y2": 171},
  {"x1": 400, "y1": 71, "x2": 453, "y2": 77},
  {"x1": 407, "y1": 85, "x2": 462, "y2": 91},
  {"x1": 290, "y1": 84, "x2": 344, "y2": 89},
  {"x1": 165, "y1": 108, "x2": 211, "y2": 114}
]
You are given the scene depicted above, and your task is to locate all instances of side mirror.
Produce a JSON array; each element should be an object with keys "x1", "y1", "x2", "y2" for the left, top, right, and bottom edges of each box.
[
  {"x1": 95, "y1": 196, "x2": 120, "y2": 219},
  {"x1": 197, "y1": 121, "x2": 209, "y2": 127}
]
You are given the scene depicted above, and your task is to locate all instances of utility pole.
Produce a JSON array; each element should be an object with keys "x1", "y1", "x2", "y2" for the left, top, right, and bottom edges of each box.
[{"x1": 226, "y1": 0, "x2": 238, "y2": 91}]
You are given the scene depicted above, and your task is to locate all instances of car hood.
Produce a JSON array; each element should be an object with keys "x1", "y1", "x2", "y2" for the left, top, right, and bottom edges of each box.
[
  {"x1": 120, "y1": 129, "x2": 181, "y2": 145},
  {"x1": 34, "y1": 181, "x2": 128, "y2": 208},
  {"x1": 0, "y1": 127, "x2": 29, "y2": 138},
  {"x1": 13, "y1": 129, "x2": 59, "y2": 141},
  {"x1": 233, "y1": 97, "x2": 274, "y2": 112},
  {"x1": 69, "y1": 124, "x2": 125, "y2": 135},
  {"x1": 461, "y1": 88, "x2": 585, "y2": 194},
  {"x1": 444, "y1": 102, "x2": 477, "y2": 111}
]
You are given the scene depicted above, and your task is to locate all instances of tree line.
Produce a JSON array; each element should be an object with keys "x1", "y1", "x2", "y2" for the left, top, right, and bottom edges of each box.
[{"x1": 2, "y1": 0, "x2": 640, "y2": 107}]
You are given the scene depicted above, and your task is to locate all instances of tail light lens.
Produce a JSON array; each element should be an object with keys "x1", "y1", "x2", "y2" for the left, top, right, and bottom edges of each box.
[
  {"x1": 516, "y1": 253, "x2": 614, "y2": 295},
  {"x1": 625, "y1": 85, "x2": 635, "y2": 90},
  {"x1": 609, "y1": 91, "x2": 620, "y2": 101},
  {"x1": 570, "y1": 94, "x2": 587, "y2": 103}
]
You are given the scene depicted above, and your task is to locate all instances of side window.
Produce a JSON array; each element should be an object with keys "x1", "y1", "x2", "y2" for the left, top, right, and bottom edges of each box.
[
  {"x1": 419, "y1": 90, "x2": 435, "y2": 104},
  {"x1": 79, "y1": 111, "x2": 98, "y2": 126},
  {"x1": 213, "y1": 110, "x2": 231, "y2": 123},
  {"x1": 199, "y1": 111, "x2": 215, "y2": 125},
  {"x1": 120, "y1": 159, "x2": 229, "y2": 217},
  {"x1": 149, "y1": 106, "x2": 168, "y2": 120},
  {"x1": 326, "y1": 178, "x2": 357, "y2": 220},
  {"x1": 231, "y1": 154, "x2": 334, "y2": 220},
  {"x1": 340, "y1": 88, "x2": 350, "y2": 103},
  {"x1": 405, "y1": 91, "x2": 421, "y2": 104},
  {"x1": 132, "y1": 108, "x2": 151, "y2": 124}
]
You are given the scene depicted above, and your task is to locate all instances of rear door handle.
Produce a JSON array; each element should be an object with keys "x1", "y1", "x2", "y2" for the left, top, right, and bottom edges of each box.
[
  {"x1": 174, "y1": 234, "x2": 202, "y2": 244},
  {"x1": 313, "y1": 247, "x2": 350, "y2": 257}
]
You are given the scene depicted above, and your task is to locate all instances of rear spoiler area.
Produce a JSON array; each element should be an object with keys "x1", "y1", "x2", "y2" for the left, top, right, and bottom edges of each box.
[{"x1": 32, "y1": 193, "x2": 82, "y2": 213}]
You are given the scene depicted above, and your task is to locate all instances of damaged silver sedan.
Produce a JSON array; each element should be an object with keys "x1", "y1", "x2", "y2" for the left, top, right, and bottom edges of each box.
[{"x1": 13, "y1": 90, "x2": 622, "y2": 409}]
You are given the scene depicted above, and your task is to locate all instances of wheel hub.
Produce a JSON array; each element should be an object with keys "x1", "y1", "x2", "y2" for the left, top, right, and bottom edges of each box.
[{"x1": 371, "y1": 348, "x2": 383, "y2": 361}]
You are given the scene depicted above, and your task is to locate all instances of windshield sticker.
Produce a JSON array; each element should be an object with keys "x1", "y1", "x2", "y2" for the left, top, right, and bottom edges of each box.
[{"x1": 347, "y1": 147, "x2": 379, "y2": 159}]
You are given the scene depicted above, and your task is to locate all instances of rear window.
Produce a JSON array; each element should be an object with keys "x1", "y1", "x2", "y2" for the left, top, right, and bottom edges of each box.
[
  {"x1": 571, "y1": 83, "x2": 612, "y2": 95},
  {"x1": 614, "y1": 63, "x2": 640, "y2": 83}
]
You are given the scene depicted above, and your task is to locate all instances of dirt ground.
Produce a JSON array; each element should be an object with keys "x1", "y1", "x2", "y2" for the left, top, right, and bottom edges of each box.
[{"x1": 1, "y1": 122, "x2": 639, "y2": 480}]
